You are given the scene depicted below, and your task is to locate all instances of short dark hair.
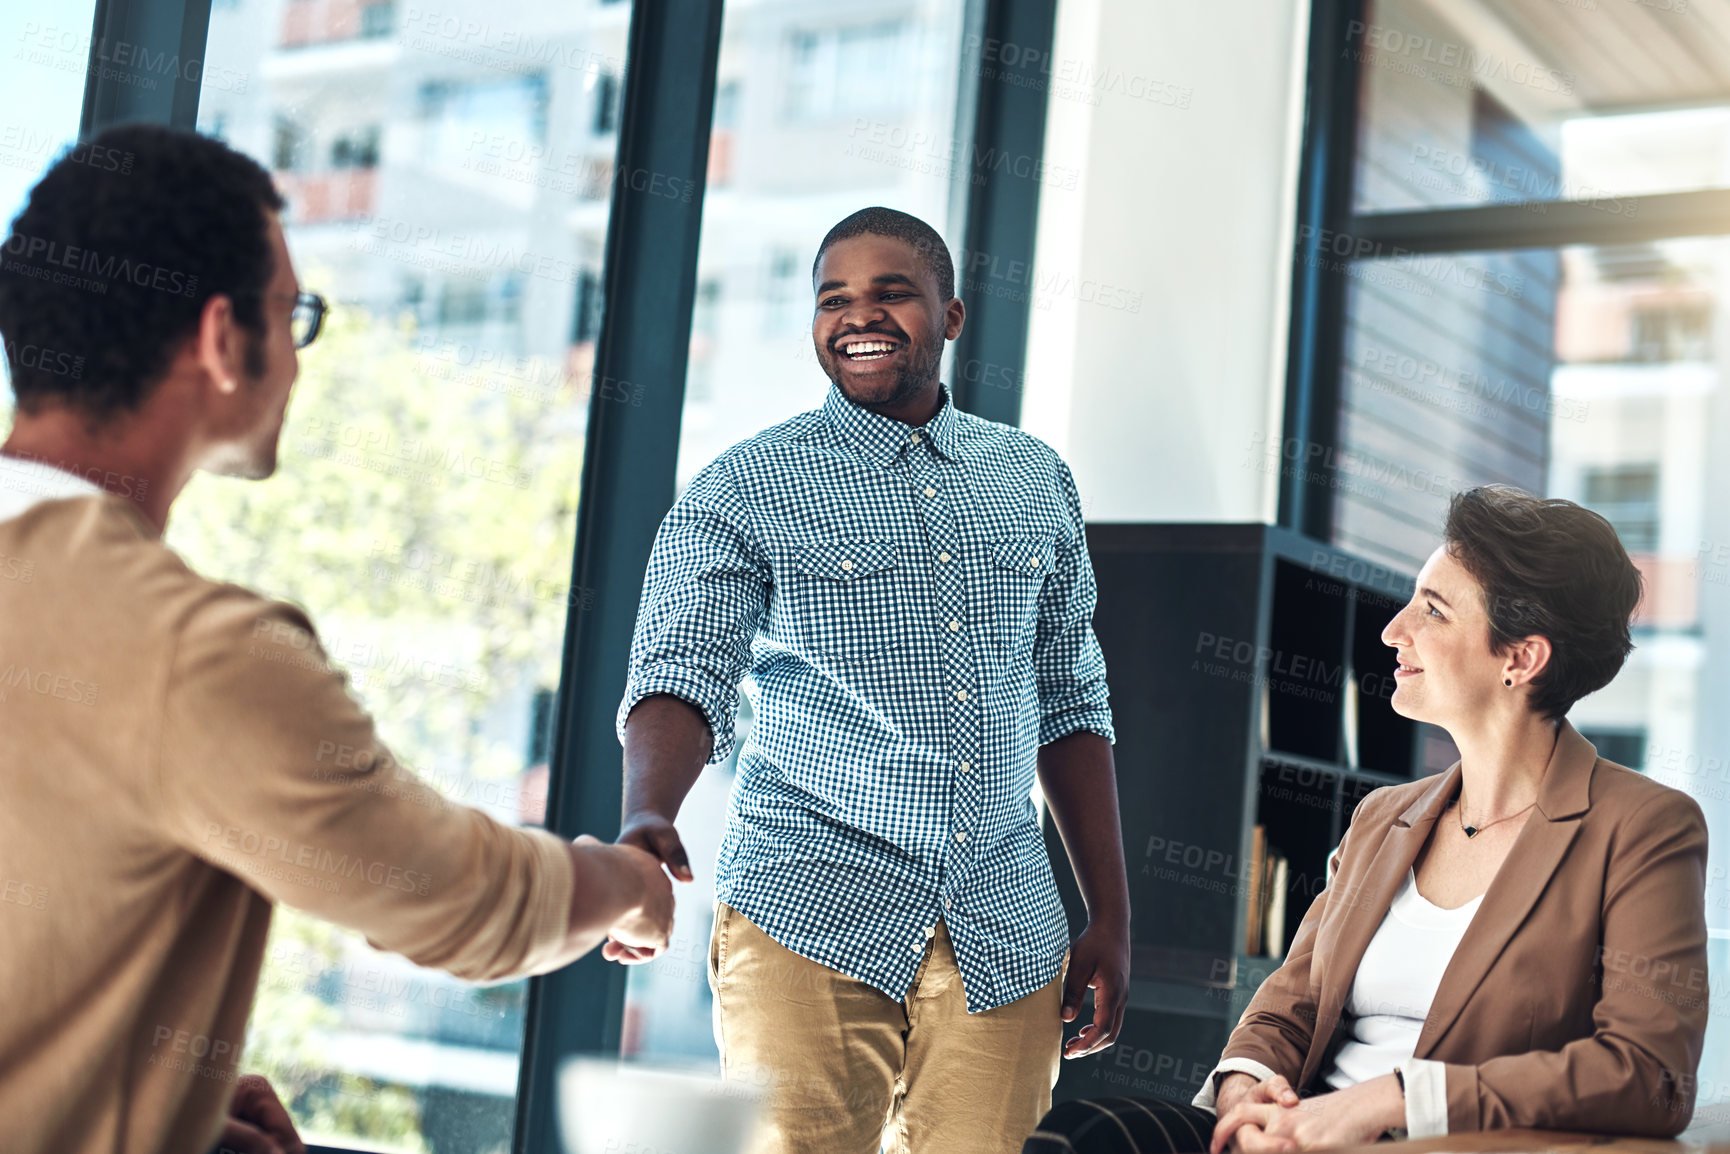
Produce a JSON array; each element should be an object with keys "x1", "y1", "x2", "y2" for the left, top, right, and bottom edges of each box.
[
  {"x1": 813, "y1": 207, "x2": 955, "y2": 302},
  {"x1": 0, "y1": 123, "x2": 284, "y2": 423},
  {"x1": 1444, "y1": 485, "x2": 1642, "y2": 722}
]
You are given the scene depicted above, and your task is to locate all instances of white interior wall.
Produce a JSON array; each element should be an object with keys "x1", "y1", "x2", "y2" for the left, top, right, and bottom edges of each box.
[{"x1": 1022, "y1": 0, "x2": 1311, "y2": 523}]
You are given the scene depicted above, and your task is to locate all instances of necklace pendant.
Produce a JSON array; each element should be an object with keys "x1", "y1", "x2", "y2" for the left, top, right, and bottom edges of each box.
[{"x1": 1463, "y1": 825, "x2": 1479, "y2": 839}]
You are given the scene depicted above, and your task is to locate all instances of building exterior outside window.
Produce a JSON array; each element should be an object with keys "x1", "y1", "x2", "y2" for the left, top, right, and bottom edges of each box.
[{"x1": 783, "y1": 21, "x2": 913, "y2": 123}]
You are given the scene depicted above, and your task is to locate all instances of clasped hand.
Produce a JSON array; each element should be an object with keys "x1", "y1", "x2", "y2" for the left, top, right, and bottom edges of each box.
[
  {"x1": 600, "y1": 814, "x2": 691, "y2": 964},
  {"x1": 1210, "y1": 1072, "x2": 1402, "y2": 1154},
  {"x1": 207, "y1": 1074, "x2": 305, "y2": 1154}
]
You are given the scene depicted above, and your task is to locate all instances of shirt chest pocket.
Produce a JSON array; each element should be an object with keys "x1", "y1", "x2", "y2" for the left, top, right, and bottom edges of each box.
[
  {"x1": 782, "y1": 539, "x2": 912, "y2": 664},
  {"x1": 986, "y1": 537, "x2": 1056, "y2": 656}
]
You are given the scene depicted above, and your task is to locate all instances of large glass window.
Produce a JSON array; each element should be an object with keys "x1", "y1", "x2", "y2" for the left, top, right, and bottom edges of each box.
[
  {"x1": 621, "y1": 0, "x2": 972, "y2": 1065},
  {"x1": 1352, "y1": 0, "x2": 1730, "y2": 213},
  {"x1": 1325, "y1": 0, "x2": 1730, "y2": 1109},
  {"x1": 179, "y1": 1, "x2": 634, "y2": 1149}
]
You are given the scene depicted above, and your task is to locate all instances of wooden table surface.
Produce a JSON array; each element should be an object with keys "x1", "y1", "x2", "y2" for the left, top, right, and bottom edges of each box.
[{"x1": 1320, "y1": 1106, "x2": 1730, "y2": 1154}]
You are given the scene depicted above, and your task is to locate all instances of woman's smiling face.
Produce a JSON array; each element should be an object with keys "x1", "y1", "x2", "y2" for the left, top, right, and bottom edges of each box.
[{"x1": 1381, "y1": 546, "x2": 1519, "y2": 726}]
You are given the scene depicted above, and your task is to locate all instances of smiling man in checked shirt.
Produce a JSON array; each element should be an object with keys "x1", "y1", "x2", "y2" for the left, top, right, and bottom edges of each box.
[{"x1": 608, "y1": 207, "x2": 1130, "y2": 1154}]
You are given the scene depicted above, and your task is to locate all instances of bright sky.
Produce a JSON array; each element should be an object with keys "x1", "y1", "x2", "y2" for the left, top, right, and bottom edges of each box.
[
  {"x1": 1, "y1": 0, "x2": 95, "y2": 223},
  {"x1": 1, "y1": 0, "x2": 98, "y2": 396}
]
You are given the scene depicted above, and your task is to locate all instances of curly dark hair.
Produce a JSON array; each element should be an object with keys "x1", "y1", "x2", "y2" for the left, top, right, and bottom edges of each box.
[
  {"x1": 1444, "y1": 485, "x2": 1643, "y2": 722},
  {"x1": 0, "y1": 123, "x2": 283, "y2": 423},
  {"x1": 813, "y1": 206, "x2": 955, "y2": 301}
]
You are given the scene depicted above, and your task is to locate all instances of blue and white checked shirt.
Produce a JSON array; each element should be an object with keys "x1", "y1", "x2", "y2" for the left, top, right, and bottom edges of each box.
[{"x1": 617, "y1": 383, "x2": 1114, "y2": 1012}]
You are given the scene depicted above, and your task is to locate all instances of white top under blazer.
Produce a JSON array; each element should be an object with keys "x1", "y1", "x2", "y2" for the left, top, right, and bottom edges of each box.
[{"x1": 1194, "y1": 869, "x2": 1481, "y2": 1137}]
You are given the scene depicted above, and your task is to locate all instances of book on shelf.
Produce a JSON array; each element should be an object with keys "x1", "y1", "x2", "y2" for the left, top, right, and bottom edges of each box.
[
  {"x1": 1260, "y1": 849, "x2": 1277, "y2": 956},
  {"x1": 1342, "y1": 671, "x2": 1360, "y2": 769},
  {"x1": 1258, "y1": 680, "x2": 1271, "y2": 754},
  {"x1": 1265, "y1": 856, "x2": 1289, "y2": 961},
  {"x1": 1244, "y1": 824, "x2": 1266, "y2": 956},
  {"x1": 1243, "y1": 824, "x2": 1290, "y2": 960}
]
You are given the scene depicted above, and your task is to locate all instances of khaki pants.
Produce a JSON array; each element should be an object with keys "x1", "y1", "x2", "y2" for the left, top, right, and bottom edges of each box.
[{"x1": 707, "y1": 902, "x2": 1066, "y2": 1154}]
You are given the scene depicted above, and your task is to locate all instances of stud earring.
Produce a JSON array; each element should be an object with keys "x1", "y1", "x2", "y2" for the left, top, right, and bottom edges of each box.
[{"x1": 1504, "y1": 678, "x2": 1513, "y2": 687}]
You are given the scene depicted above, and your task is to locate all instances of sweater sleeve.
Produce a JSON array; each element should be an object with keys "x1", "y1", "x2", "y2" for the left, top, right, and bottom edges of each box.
[{"x1": 153, "y1": 590, "x2": 579, "y2": 984}]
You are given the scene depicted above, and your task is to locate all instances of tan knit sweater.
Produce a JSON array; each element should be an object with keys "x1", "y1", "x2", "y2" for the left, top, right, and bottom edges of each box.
[{"x1": 0, "y1": 478, "x2": 578, "y2": 1154}]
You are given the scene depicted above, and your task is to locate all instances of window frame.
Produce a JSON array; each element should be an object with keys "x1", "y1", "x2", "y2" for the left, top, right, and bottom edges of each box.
[
  {"x1": 1284, "y1": 0, "x2": 1730, "y2": 537},
  {"x1": 71, "y1": 0, "x2": 1058, "y2": 1151}
]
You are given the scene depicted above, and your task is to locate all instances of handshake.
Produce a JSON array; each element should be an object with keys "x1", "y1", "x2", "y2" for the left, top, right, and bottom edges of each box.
[{"x1": 568, "y1": 813, "x2": 693, "y2": 964}]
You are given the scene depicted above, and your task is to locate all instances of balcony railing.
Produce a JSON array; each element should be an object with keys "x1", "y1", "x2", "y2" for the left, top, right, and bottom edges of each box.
[
  {"x1": 1632, "y1": 554, "x2": 1698, "y2": 631},
  {"x1": 276, "y1": 168, "x2": 377, "y2": 225},
  {"x1": 280, "y1": 0, "x2": 394, "y2": 49},
  {"x1": 708, "y1": 129, "x2": 734, "y2": 188}
]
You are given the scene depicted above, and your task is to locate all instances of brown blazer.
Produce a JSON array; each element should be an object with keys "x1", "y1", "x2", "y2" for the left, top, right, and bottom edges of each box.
[{"x1": 1223, "y1": 722, "x2": 1710, "y2": 1135}]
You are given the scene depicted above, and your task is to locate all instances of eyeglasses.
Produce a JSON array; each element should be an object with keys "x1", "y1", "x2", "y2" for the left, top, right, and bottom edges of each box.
[
  {"x1": 237, "y1": 289, "x2": 329, "y2": 349},
  {"x1": 288, "y1": 291, "x2": 329, "y2": 350}
]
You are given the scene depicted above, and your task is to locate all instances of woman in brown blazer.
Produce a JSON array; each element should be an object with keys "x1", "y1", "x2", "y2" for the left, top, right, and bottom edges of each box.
[{"x1": 1025, "y1": 487, "x2": 1710, "y2": 1153}]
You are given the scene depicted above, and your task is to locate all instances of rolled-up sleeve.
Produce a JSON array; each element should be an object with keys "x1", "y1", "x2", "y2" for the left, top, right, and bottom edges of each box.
[
  {"x1": 1191, "y1": 1056, "x2": 1281, "y2": 1112},
  {"x1": 1401, "y1": 1058, "x2": 1450, "y2": 1137},
  {"x1": 616, "y1": 462, "x2": 770, "y2": 766},
  {"x1": 1034, "y1": 456, "x2": 1113, "y2": 746}
]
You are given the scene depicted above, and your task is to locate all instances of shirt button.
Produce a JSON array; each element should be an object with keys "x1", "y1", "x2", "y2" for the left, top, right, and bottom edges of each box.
[
  {"x1": 959, "y1": 761, "x2": 972, "y2": 773},
  {"x1": 938, "y1": 551, "x2": 952, "y2": 563},
  {"x1": 948, "y1": 619, "x2": 962, "y2": 632},
  {"x1": 910, "y1": 432, "x2": 922, "y2": 443},
  {"x1": 1029, "y1": 556, "x2": 1041, "y2": 568},
  {"x1": 955, "y1": 688, "x2": 969, "y2": 702},
  {"x1": 924, "y1": 486, "x2": 937, "y2": 498},
  {"x1": 840, "y1": 559, "x2": 854, "y2": 572},
  {"x1": 944, "y1": 898, "x2": 953, "y2": 910},
  {"x1": 955, "y1": 831, "x2": 968, "y2": 843}
]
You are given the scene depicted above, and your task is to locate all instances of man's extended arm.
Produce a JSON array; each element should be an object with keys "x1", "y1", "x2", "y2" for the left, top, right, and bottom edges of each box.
[
  {"x1": 158, "y1": 594, "x2": 672, "y2": 984},
  {"x1": 1038, "y1": 732, "x2": 1130, "y2": 1058},
  {"x1": 605, "y1": 462, "x2": 771, "y2": 962},
  {"x1": 618, "y1": 693, "x2": 712, "y2": 869},
  {"x1": 1028, "y1": 455, "x2": 1126, "y2": 1056},
  {"x1": 601, "y1": 694, "x2": 713, "y2": 963}
]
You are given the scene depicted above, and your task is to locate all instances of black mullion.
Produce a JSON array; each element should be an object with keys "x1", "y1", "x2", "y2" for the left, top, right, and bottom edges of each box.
[
  {"x1": 80, "y1": 0, "x2": 213, "y2": 136},
  {"x1": 512, "y1": 2, "x2": 724, "y2": 1152},
  {"x1": 1278, "y1": 0, "x2": 1365, "y2": 540},
  {"x1": 950, "y1": 0, "x2": 1057, "y2": 426}
]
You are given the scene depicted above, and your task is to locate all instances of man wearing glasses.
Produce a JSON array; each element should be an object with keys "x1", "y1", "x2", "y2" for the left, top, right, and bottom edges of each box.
[{"x1": 0, "y1": 124, "x2": 673, "y2": 1154}]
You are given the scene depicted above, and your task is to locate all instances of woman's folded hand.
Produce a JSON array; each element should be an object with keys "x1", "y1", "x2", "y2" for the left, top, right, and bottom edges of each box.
[
  {"x1": 1212, "y1": 1073, "x2": 1403, "y2": 1154},
  {"x1": 1211, "y1": 1073, "x2": 1300, "y2": 1154}
]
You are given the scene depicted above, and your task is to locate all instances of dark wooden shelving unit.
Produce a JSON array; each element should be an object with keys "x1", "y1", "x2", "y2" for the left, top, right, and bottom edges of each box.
[{"x1": 1043, "y1": 524, "x2": 1454, "y2": 1106}]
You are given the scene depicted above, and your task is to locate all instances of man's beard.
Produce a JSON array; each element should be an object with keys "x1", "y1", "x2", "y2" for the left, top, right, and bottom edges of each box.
[
  {"x1": 243, "y1": 326, "x2": 269, "y2": 381},
  {"x1": 207, "y1": 330, "x2": 281, "y2": 480},
  {"x1": 816, "y1": 332, "x2": 944, "y2": 411}
]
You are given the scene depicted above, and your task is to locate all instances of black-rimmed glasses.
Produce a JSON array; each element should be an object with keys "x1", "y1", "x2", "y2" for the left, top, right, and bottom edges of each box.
[
  {"x1": 289, "y1": 291, "x2": 328, "y2": 350},
  {"x1": 238, "y1": 289, "x2": 329, "y2": 349}
]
